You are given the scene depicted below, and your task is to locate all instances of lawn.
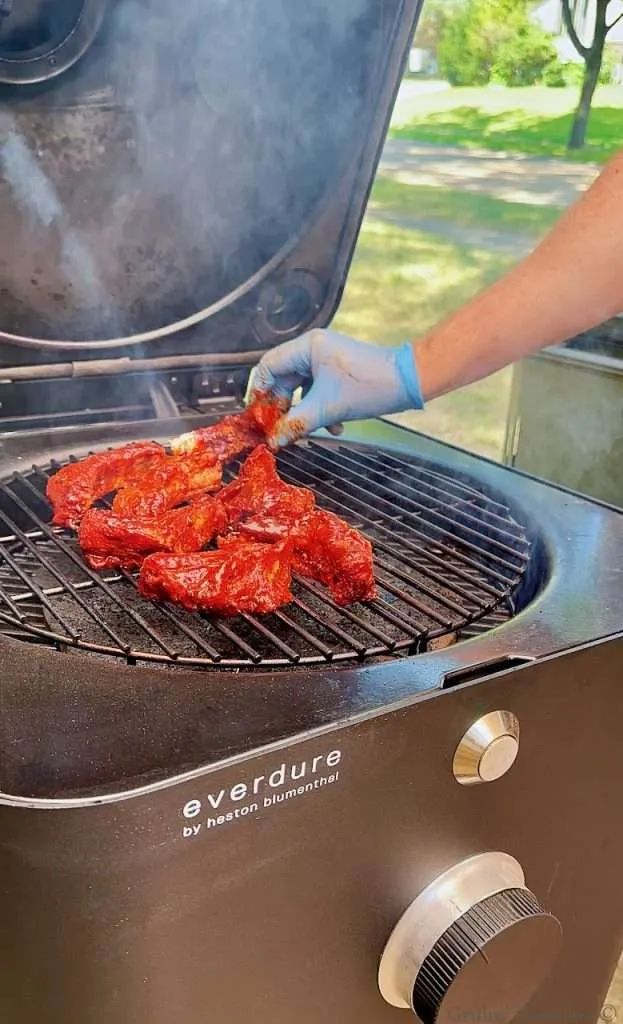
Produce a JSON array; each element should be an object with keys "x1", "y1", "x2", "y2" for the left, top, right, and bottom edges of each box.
[
  {"x1": 333, "y1": 215, "x2": 515, "y2": 460},
  {"x1": 391, "y1": 84, "x2": 623, "y2": 164},
  {"x1": 368, "y1": 177, "x2": 562, "y2": 236}
]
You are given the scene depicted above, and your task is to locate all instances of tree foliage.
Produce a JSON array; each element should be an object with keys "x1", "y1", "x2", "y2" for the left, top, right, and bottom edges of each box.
[
  {"x1": 562, "y1": 0, "x2": 622, "y2": 148},
  {"x1": 413, "y1": 0, "x2": 457, "y2": 55},
  {"x1": 438, "y1": 0, "x2": 557, "y2": 87}
]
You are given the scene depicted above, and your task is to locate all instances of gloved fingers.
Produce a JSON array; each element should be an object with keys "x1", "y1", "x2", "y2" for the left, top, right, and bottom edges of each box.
[
  {"x1": 327, "y1": 423, "x2": 344, "y2": 437},
  {"x1": 251, "y1": 334, "x2": 314, "y2": 395},
  {"x1": 267, "y1": 387, "x2": 328, "y2": 449}
]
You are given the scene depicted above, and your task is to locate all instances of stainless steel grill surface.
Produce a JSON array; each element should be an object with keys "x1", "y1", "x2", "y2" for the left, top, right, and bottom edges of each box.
[{"x1": 0, "y1": 438, "x2": 532, "y2": 669}]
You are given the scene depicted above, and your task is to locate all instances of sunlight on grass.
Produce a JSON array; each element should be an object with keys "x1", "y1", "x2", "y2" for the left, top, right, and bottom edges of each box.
[
  {"x1": 391, "y1": 84, "x2": 623, "y2": 163},
  {"x1": 333, "y1": 217, "x2": 514, "y2": 459},
  {"x1": 369, "y1": 177, "x2": 561, "y2": 235}
]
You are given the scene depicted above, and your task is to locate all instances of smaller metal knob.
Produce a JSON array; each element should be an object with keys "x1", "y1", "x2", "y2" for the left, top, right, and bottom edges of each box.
[{"x1": 453, "y1": 711, "x2": 520, "y2": 785}]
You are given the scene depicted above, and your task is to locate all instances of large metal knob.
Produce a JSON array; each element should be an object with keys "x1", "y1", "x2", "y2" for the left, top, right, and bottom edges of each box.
[{"x1": 378, "y1": 853, "x2": 562, "y2": 1023}]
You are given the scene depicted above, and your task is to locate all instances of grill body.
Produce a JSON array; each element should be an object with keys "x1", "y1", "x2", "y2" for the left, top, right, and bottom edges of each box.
[
  {"x1": 0, "y1": 415, "x2": 622, "y2": 1024},
  {"x1": 0, "y1": 638, "x2": 621, "y2": 1024}
]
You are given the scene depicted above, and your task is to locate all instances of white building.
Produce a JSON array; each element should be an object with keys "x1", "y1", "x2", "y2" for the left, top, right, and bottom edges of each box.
[{"x1": 532, "y1": 0, "x2": 623, "y2": 61}]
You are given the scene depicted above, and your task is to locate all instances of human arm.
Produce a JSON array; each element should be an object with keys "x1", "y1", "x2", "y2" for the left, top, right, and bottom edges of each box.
[
  {"x1": 416, "y1": 147, "x2": 623, "y2": 400},
  {"x1": 252, "y1": 149, "x2": 623, "y2": 444}
]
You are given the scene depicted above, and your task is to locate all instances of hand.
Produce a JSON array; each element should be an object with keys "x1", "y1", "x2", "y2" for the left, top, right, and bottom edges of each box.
[{"x1": 249, "y1": 329, "x2": 423, "y2": 447}]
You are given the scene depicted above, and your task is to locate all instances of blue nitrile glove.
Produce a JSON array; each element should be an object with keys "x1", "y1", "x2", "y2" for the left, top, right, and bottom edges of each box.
[{"x1": 250, "y1": 329, "x2": 424, "y2": 447}]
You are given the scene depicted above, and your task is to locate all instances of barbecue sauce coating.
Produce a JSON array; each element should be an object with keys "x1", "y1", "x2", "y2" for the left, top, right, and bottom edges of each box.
[
  {"x1": 47, "y1": 396, "x2": 280, "y2": 530},
  {"x1": 139, "y1": 539, "x2": 294, "y2": 616},
  {"x1": 220, "y1": 444, "x2": 315, "y2": 532},
  {"x1": 47, "y1": 399, "x2": 377, "y2": 615},
  {"x1": 219, "y1": 447, "x2": 376, "y2": 605},
  {"x1": 78, "y1": 495, "x2": 229, "y2": 571},
  {"x1": 291, "y1": 509, "x2": 377, "y2": 605},
  {"x1": 112, "y1": 449, "x2": 222, "y2": 517},
  {"x1": 46, "y1": 441, "x2": 167, "y2": 529},
  {"x1": 170, "y1": 394, "x2": 283, "y2": 461}
]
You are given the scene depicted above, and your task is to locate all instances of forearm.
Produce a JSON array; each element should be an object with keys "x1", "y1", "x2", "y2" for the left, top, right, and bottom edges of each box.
[{"x1": 414, "y1": 150, "x2": 623, "y2": 402}]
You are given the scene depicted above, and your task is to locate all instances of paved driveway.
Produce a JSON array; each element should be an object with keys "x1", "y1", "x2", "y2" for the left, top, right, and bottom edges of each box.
[{"x1": 380, "y1": 139, "x2": 600, "y2": 208}]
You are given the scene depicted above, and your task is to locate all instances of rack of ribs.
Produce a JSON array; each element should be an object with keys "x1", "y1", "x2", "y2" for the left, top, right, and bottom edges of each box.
[
  {"x1": 47, "y1": 396, "x2": 282, "y2": 529},
  {"x1": 139, "y1": 539, "x2": 294, "y2": 616},
  {"x1": 47, "y1": 398, "x2": 377, "y2": 615}
]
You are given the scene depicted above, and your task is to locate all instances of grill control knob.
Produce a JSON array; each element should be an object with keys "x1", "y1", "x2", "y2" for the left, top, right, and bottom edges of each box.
[
  {"x1": 378, "y1": 853, "x2": 562, "y2": 1024},
  {"x1": 453, "y1": 711, "x2": 520, "y2": 785}
]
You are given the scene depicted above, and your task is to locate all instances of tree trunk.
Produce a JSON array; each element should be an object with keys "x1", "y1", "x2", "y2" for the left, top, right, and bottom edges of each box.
[{"x1": 568, "y1": 48, "x2": 602, "y2": 150}]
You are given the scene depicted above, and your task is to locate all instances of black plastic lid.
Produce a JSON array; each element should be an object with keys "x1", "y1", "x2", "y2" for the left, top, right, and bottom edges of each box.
[{"x1": 0, "y1": 0, "x2": 421, "y2": 364}]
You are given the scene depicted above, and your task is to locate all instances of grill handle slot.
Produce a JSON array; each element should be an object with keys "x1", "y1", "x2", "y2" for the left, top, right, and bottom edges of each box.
[{"x1": 442, "y1": 656, "x2": 533, "y2": 689}]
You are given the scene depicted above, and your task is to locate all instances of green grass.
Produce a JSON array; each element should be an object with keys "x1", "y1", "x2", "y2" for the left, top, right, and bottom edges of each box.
[
  {"x1": 333, "y1": 216, "x2": 514, "y2": 459},
  {"x1": 369, "y1": 176, "x2": 561, "y2": 235},
  {"x1": 390, "y1": 84, "x2": 623, "y2": 163}
]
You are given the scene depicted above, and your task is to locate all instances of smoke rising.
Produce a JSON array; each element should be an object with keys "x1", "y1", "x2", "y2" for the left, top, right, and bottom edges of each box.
[{"x1": 0, "y1": 0, "x2": 384, "y2": 344}]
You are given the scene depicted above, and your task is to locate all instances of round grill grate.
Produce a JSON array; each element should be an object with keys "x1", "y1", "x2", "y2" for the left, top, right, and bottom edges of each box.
[{"x1": 0, "y1": 440, "x2": 534, "y2": 670}]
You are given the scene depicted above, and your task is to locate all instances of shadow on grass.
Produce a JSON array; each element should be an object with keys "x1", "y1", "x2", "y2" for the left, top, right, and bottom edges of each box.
[
  {"x1": 370, "y1": 178, "x2": 560, "y2": 235},
  {"x1": 392, "y1": 106, "x2": 623, "y2": 163}
]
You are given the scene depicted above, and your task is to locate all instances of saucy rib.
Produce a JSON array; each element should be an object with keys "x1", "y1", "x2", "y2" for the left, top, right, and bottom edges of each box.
[
  {"x1": 291, "y1": 509, "x2": 377, "y2": 606},
  {"x1": 139, "y1": 538, "x2": 294, "y2": 616},
  {"x1": 219, "y1": 447, "x2": 376, "y2": 605},
  {"x1": 79, "y1": 495, "x2": 229, "y2": 571},
  {"x1": 220, "y1": 445, "x2": 315, "y2": 533},
  {"x1": 170, "y1": 395, "x2": 283, "y2": 462},
  {"x1": 46, "y1": 441, "x2": 166, "y2": 529},
  {"x1": 111, "y1": 449, "x2": 222, "y2": 517}
]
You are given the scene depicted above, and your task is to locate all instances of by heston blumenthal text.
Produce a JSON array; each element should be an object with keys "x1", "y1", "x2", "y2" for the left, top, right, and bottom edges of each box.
[{"x1": 181, "y1": 748, "x2": 342, "y2": 838}]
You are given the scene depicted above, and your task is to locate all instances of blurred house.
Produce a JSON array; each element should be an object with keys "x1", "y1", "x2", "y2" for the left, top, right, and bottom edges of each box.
[{"x1": 532, "y1": 0, "x2": 623, "y2": 75}]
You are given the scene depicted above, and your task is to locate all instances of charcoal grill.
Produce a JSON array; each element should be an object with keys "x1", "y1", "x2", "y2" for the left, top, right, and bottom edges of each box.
[
  {"x1": 0, "y1": 432, "x2": 534, "y2": 669},
  {"x1": 0, "y1": 3, "x2": 622, "y2": 1024}
]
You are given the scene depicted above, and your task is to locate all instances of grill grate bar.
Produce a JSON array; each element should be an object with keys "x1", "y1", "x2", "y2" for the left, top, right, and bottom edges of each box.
[
  {"x1": 278, "y1": 450, "x2": 512, "y2": 598},
  {"x1": 371, "y1": 446, "x2": 514, "y2": 514},
  {"x1": 239, "y1": 613, "x2": 301, "y2": 662},
  {"x1": 0, "y1": 574, "x2": 29, "y2": 622},
  {"x1": 271, "y1": 608, "x2": 334, "y2": 659},
  {"x1": 0, "y1": 434, "x2": 534, "y2": 670},
  {"x1": 0, "y1": 501, "x2": 133, "y2": 652},
  {"x1": 367, "y1": 595, "x2": 428, "y2": 637},
  {"x1": 374, "y1": 567, "x2": 455, "y2": 628},
  {"x1": 113, "y1": 568, "x2": 224, "y2": 663},
  {"x1": 5, "y1": 472, "x2": 180, "y2": 659},
  {"x1": 289, "y1": 595, "x2": 372, "y2": 653},
  {"x1": 210, "y1": 619, "x2": 263, "y2": 663},
  {"x1": 339, "y1": 446, "x2": 527, "y2": 541},
  {"x1": 0, "y1": 532, "x2": 80, "y2": 637},
  {"x1": 297, "y1": 444, "x2": 527, "y2": 569},
  {"x1": 374, "y1": 556, "x2": 476, "y2": 620},
  {"x1": 293, "y1": 576, "x2": 396, "y2": 650}
]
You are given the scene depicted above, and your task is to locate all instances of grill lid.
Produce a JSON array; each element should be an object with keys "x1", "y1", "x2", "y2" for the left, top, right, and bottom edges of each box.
[{"x1": 0, "y1": 0, "x2": 421, "y2": 363}]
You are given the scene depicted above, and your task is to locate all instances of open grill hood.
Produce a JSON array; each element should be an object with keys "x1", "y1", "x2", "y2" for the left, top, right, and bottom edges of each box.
[{"x1": 0, "y1": 0, "x2": 422, "y2": 367}]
